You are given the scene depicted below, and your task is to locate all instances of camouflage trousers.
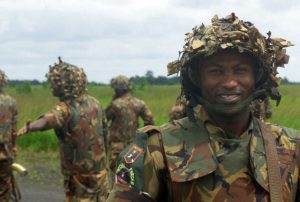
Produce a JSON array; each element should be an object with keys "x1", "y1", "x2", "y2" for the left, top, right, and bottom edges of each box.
[
  {"x1": 64, "y1": 169, "x2": 109, "y2": 202},
  {"x1": 0, "y1": 159, "x2": 12, "y2": 202},
  {"x1": 108, "y1": 142, "x2": 126, "y2": 189}
]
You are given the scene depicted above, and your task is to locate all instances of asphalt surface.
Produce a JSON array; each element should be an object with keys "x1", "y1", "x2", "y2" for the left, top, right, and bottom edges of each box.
[
  {"x1": 14, "y1": 151, "x2": 65, "y2": 202},
  {"x1": 17, "y1": 181, "x2": 64, "y2": 202}
]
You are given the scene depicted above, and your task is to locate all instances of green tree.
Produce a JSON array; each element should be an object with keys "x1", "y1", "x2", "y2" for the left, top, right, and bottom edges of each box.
[{"x1": 16, "y1": 81, "x2": 32, "y2": 93}]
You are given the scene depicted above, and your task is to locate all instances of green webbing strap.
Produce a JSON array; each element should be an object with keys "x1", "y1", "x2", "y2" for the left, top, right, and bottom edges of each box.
[
  {"x1": 257, "y1": 119, "x2": 283, "y2": 202},
  {"x1": 195, "y1": 89, "x2": 267, "y2": 113}
]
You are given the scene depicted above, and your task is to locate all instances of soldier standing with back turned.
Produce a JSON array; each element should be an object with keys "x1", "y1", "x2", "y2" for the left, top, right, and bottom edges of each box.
[
  {"x1": 105, "y1": 75, "x2": 154, "y2": 182},
  {"x1": 107, "y1": 13, "x2": 300, "y2": 201},
  {"x1": 0, "y1": 70, "x2": 19, "y2": 202},
  {"x1": 17, "y1": 59, "x2": 108, "y2": 202}
]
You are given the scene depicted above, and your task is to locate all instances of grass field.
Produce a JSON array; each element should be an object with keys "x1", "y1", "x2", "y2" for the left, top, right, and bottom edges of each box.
[{"x1": 6, "y1": 84, "x2": 300, "y2": 152}]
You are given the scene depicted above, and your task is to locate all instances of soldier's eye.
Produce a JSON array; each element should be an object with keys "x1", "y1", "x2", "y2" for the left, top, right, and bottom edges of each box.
[
  {"x1": 207, "y1": 67, "x2": 223, "y2": 75},
  {"x1": 235, "y1": 66, "x2": 250, "y2": 74}
]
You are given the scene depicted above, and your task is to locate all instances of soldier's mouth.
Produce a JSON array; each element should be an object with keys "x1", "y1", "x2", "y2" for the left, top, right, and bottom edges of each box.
[{"x1": 216, "y1": 93, "x2": 241, "y2": 104}]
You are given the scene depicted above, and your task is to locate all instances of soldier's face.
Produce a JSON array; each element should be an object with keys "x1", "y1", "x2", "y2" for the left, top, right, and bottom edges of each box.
[
  {"x1": 51, "y1": 83, "x2": 61, "y2": 97},
  {"x1": 195, "y1": 51, "x2": 256, "y2": 107}
]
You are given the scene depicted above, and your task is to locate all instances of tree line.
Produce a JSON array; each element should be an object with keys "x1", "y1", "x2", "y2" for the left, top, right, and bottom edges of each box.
[
  {"x1": 7, "y1": 71, "x2": 297, "y2": 88},
  {"x1": 8, "y1": 70, "x2": 180, "y2": 87}
]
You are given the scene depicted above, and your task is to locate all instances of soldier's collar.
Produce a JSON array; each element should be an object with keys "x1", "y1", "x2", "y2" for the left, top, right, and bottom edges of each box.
[{"x1": 197, "y1": 107, "x2": 254, "y2": 139}]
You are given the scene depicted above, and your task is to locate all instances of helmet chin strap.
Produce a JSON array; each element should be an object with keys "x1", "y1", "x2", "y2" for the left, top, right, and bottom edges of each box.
[{"x1": 193, "y1": 88, "x2": 267, "y2": 114}]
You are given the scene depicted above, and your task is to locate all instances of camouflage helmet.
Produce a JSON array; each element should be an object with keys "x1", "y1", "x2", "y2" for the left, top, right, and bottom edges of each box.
[
  {"x1": 110, "y1": 75, "x2": 132, "y2": 92},
  {"x1": 167, "y1": 13, "x2": 292, "y2": 105},
  {"x1": 46, "y1": 57, "x2": 87, "y2": 100},
  {"x1": 0, "y1": 69, "x2": 8, "y2": 88}
]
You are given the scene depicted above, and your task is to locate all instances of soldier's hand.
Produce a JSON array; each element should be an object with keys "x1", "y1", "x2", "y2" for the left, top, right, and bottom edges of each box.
[{"x1": 17, "y1": 121, "x2": 31, "y2": 136}]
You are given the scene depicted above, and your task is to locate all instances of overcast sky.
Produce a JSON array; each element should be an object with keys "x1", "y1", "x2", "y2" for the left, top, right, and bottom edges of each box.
[{"x1": 0, "y1": 0, "x2": 299, "y2": 83}]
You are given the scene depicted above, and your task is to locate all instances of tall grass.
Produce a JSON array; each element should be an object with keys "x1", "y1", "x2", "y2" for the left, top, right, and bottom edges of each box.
[
  {"x1": 6, "y1": 84, "x2": 300, "y2": 152},
  {"x1": 269, "y1": 85, "x2": 300, "y2": 129}
]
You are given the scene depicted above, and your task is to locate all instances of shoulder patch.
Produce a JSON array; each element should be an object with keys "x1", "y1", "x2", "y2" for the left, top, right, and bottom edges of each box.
[
  {"x1": 124, "y1": 144, "x2": 144, "y2": 164},
  {"x1": 115, "y1": 129, "x2": 150, "y2": 190},
  {"x1": 115, "y1": 163, "x2": 136, "y2": 186}
]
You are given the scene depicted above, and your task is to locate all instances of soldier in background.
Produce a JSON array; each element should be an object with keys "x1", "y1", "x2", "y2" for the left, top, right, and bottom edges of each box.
[
  {"x1": 0, "y1": 70, "x2": 19, "y2": 202},
  {"x1": 17, "y1": 59, "x2": 108, "y2": 202},
  {"x1": 168, "y1": 95, "x2": 187, "y2": 121},
  {"x1": 107, "y1": 13, "x2": 299, "y2": 201},
  {"x1": 168, "y1": 95, "x2": 202, "y2": 122},
  {"x1": 105, "y1": 75, "x2": 154, "y2": 183}
]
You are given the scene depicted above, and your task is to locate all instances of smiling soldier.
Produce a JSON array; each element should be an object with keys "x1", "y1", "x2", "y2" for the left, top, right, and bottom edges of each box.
[{"x1": 107, "y1": 13, "x2": 299, "y2": 202}]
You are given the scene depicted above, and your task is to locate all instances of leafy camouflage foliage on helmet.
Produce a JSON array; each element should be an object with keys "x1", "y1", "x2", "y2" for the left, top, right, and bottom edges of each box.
[
  {"x1": 0, "y1": 69, "x2": 8, "y2": 88},
  {"x1": 110, "y1": 75, "x2": 132, "y2": 91},
  {"x1": 46, "y1": 57, "x2": 87, "y2": 100},
  {"x1": 167, "y1": 13, "x2": 293, "y2": 102}
]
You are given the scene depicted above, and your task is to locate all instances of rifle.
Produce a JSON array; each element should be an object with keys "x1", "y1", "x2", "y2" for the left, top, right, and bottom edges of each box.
[{"x1": 10, "y1": 163, "x2": 27, "y2": 202}]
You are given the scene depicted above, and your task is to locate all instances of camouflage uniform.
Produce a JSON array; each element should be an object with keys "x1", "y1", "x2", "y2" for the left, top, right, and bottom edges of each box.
[
  {"x1": 20, "y1": 60, "x2": 108, "y2": 202},
  {"x1": 43, "y1": 96, "x2": 108, "y2": 202},
  {"x1": 108, "y1": 107, "x2": 300, "y2": 201},
  {"x1": 0, "y1": 70, "x2": 18, "y2": 202},
  {"x1": 107, "y1": 13, "x2": 299, "y2": 201},
  {"x1": 105, "y1": 75, "x2": 154, "y2": 180}
]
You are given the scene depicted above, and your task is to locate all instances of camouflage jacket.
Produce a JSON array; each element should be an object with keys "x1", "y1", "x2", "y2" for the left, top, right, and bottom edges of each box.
[
  {"x1": 105, "y1": 92, "x2": 154, "y2": 144},
  {"x1": 107, "y1": 107, "x2": 300, "y2": 202},
  {"x1": 42, "y1": 95, "x2": 107, "y2": 175},
  {"x1": 0, "y1": 93, "x2": 18, "y2": 160}
]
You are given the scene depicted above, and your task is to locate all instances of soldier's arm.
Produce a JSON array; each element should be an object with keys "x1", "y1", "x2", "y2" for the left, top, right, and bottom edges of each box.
[
  {"x1": 10, "y1": 101, "x2": 18, "y2": 156},
  {"x1": 17, "y1": 102, "x2": 70, "y2": 136},
  {"x1": 140, "y1": 101, "x2": 154, "y2": 126},
  {"x1": 18, "y1": 118, "x2": 48, "y2": 135},
  {"x1": 107, "y1": 127, "x2": 167, "y2": 201},
  {"x1": 296, "y1": 140, "x2": 300, "y2": 202}
]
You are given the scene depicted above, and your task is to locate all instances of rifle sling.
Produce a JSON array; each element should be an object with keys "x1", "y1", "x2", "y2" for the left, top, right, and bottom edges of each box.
[{"x1": 257, "y1": 119, "x2": 283, "y2": 202}]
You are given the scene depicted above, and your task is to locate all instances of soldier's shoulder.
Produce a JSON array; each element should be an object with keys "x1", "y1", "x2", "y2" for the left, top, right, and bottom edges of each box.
[
  {"x1": 267, "y1": 122, "x2": 300, "y2": 140},
  {"x1": 52, "y1": 102, "x2": 70, "y2": 115},
  {"x1": 137, "y1": 119, "x2": 195, "y2": 142},
  {"x1": 130, "y1": 96, "x2": 146, "y2": 105},
  {"x1": 88, "y1": 95, "x2": 104, "y2": 108},
  {"x1": 87, "y1": 95, "x2": 99, "y2": 103},
  {"x1": 111, "y1": 96, "x2": 128, "y2": 106},
  {"x1": 0, "y1": 93, "x2": 16, "y2": 106},
  {"x1": 119, "y1": 126, "x2": 161, "y2": 161},
  {"x1": 115, "y1": 125, "x2": 162, "y2": 189},
  {"x1": 138, "y1": 125, "x2": 160, "y2": 135},
  {"x1": 160, "y1": 117, "x2": 196, "y2": 132}
]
